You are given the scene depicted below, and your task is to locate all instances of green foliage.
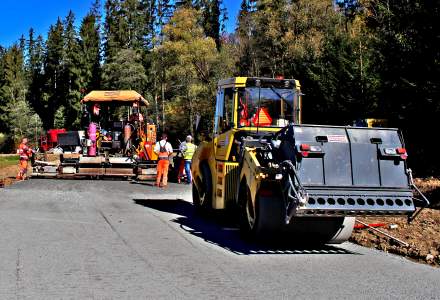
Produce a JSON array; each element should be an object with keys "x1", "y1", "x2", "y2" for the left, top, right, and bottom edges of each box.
[
  {"x1": 0, "y1": 43, "x2": 42, "y2": 151},
  {"x1": 39, "y1": 18, "x2": 65, "y2": 129},
  {"x1": 0, "y1": 133, "x2": 7, "y2": 148},
  {"x1": 4, "y1": 99, "x2": 42, "y2": 144},
  {"x1": 362, "y1": 0, "x2": 440, "y2": 175},
  {"x1": 54, "y1": 105, "x2": 66, "y2": 129},
  {"x1": 102, "y1": 48, "x2": 148, "y2": 91},
  {"x1": 79, "y1": 6, "x2": 102, "y2": 92},
  {"x1": 199, "y1": 0, "x2": 226, "y2": 49},
  {"x1": 156, "y1": 7, "x2": 230, "y2": 137},
  {"x1": 26, "y1": 33, "x2": 46, "y2": 129},
  {"x1": 103, "y1": 0, "x2": 156, "y2": 58},
  {"x1": 234, "y1": 0, "x2": 381, "y2": 125},
  {"x1": 0, "y1": 45, "x2": 26, "y2": 104},
  {"x1": 62, "y1": 11, "x2": 83, "y2": 129}
]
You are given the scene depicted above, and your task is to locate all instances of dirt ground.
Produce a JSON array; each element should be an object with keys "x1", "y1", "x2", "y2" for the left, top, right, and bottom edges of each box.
[
  {"x1": 351, "y1": 178, "x2": 440, "y2": 267},
  {"x1": 0, "y1": 153, "x2": 59, "y2": 188},
  {"x1": 351, "y1": 209, "x2": 440, "y2": 267},
  {"x1": 414, "y1": 177, "x2": 440, "y2": 208},
  {"x1": 0, "y1": 164, "x2": 19, "y2": 186}
]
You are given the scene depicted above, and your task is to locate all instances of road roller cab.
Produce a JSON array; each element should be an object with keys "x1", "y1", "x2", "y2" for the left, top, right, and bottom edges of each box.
[{"x1": 191, "y1": 77, "x2": 427, "y2": 244}]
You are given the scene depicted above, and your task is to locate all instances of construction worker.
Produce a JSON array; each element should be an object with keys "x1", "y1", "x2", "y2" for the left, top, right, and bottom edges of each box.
[
  {"x1": 181, "y1": 135, "x2": 197, "y2": 184},
  {"x1": 154, "y1": 133, "x2": 173, "y2": 187},
  {"x1": 16, "y1": 137, "x2": 34, "y2": 180},
  {"x1": 176, "y1": 144, "x2": 186, "y2": 184}
]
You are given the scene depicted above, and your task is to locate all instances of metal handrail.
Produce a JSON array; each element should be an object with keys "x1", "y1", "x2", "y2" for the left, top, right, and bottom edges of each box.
[
  {"x1": 407, "y1": 168, "x2": 430, "y2": 223},
  {"x1": 281, "y1": 160, "x2": 309, "y2": 224}
]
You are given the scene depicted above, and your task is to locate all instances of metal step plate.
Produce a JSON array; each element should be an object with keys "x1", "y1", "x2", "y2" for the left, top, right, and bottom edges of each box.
[{"x1": 296, "y1": 194, "x2": 415, "y2": 217}]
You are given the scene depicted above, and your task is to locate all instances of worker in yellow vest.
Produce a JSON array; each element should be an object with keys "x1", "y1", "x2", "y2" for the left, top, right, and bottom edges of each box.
[{"x1": 181, "y1": 135, "x2": 197, "y2": 184}]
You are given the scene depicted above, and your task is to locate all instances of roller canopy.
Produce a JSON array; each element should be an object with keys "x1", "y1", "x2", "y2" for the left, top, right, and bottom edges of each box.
[{"x1": 82, "y1": 90, "x2": 148, "y2": 106}]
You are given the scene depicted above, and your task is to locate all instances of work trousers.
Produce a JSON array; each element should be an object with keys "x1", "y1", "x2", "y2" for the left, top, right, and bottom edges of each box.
[
  {"x1": 178, "y1": 159, "x2": 185, "y2": 182},
  {"x1": 184, "y1": 160, "x2": 192, "y2": 184},
  {"x1": 156, "y1": 159, "x2": 170, "y2": 186},
  {"x1": 17, "y1": 159, "x2": 28, "y2": 180}
]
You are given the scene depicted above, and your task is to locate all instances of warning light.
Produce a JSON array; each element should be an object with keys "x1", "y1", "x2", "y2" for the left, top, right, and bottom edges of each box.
[
  {"x1": 300, "y1": 144, "x2": 310, "y2": 157},
  {"x1": 396, "y1": 148, "x2": 406, "y2": 154},
  {"x1": 300, "y1": 144, "x2": 311, "y2": 151},
  {"x1": 396, "y1": 148, "x2": 408, "y2": 160}
]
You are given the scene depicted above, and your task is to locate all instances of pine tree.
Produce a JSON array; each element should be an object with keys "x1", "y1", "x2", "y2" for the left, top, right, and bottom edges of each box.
[
  {"x1": 121, "y1": 0, "x2": 140, "y2": 49},
  {"x1": 104, "y1": 0, "x2": 123, "y2": 60},
  {"x1": 62, "y1": 10, "x2": 82, "y2": 129},
  {"x1": 104, "y1": 0, "x2": 159, "y2": 59},
  {"x1": 251, "y1": 0, "x2": 289, "y2": 76},
  {"x1": 236, "y1": 0, "x2": 255, "y2": 75},
  {"x1": 79, "y1": 5, "x2": 102, "y2": 92},
  {"x1": 0, "y1": 47, "x2": 9, "y2": 133},
  {"x1": 27, "y1": 33, "x2": 46, "y2": 129},
  {"x1": 200, "y1": 0, "x2": 224, "y2": 49},
  {"x1": 102, "y1": 48, "x2": 148, "y2": 91},
  {"x1": 153, "y1": 0, "x2": 174, "y2": 45},
  {"x1": 41, "y1": 18, "x2": 65, "y2": 129},
  {"x1": 0, "y1": 44, "x2": 41, "y2": 143},
  {"x1": 19, "y1": 35, "x2": 26, "y2": 53},
  {"x1": 138, "y1": 0, "x2": 156, "y2": 50},
  {"x1": 1, "y1": 44, "x2": 26, "y2": 103},
  {"x1": 26, "y1": 29, "x2": 35, "y2": 73}
]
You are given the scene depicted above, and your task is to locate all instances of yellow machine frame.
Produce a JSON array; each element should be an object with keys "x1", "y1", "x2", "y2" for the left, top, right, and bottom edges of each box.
[{"x1": 192, "y1": 77, "x2": 302, "y2": 209}]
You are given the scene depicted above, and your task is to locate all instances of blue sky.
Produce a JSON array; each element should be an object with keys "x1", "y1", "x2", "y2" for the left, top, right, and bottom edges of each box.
[{"x1": 0, "y1": 0, "x2": 240, "y2": 48}]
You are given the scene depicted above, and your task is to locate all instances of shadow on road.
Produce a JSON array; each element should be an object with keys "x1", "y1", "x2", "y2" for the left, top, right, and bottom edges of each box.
[{"x1": 133, "y1": 198, "x2": 359, "y2": 256}]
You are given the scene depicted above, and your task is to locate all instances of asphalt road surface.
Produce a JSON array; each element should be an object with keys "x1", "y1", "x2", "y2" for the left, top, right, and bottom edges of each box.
[{"x1": 1, "y1": 179, "x2": 439, "y2": 299}]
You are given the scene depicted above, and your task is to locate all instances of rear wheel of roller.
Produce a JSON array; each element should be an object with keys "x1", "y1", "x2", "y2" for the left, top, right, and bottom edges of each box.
[{"x1": 286, "y1": 216, "x2": 355, "y2": 244}]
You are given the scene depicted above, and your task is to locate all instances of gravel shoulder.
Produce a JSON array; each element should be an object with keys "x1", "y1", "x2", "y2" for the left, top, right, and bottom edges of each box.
[
  {"x1": 351, "y1": 209, "x2": 440, "y2": 267},
  {"x1": 350, "y1": 178, "x2": 440, "y2": 267}
]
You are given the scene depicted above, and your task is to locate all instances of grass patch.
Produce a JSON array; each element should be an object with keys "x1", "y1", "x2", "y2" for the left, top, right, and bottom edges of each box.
[{"x1": 0, "y1": 155, "x2": 19, "y2": 167}]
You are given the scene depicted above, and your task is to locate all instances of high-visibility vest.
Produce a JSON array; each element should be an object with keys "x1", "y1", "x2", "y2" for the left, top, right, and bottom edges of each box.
[
  {"x1": 183, "y1": 143, "x2": 196, "y2": 160},
  {"x1": 17, "y1": 143, "x2": 31, "y2": 160}
]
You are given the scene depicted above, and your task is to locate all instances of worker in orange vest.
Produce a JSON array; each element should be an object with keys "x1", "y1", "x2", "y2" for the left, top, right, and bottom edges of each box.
[
  {"x1": 154, "y1": 133, "x2": 173, "y2": 187},
  {"x1": 16, "y1": 137, "x2": 34, "y2": 180}
]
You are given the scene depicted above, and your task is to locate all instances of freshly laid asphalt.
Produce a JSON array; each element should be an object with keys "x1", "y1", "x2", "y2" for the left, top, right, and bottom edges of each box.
[{"x1": 0, "y1": 179, "x2": 439, "y2": 299}]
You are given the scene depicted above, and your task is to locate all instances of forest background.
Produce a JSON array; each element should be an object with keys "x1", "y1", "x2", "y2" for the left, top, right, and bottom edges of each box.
[{"x1": 0, "y1": 0, "x2": 438, "y2": 176}]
